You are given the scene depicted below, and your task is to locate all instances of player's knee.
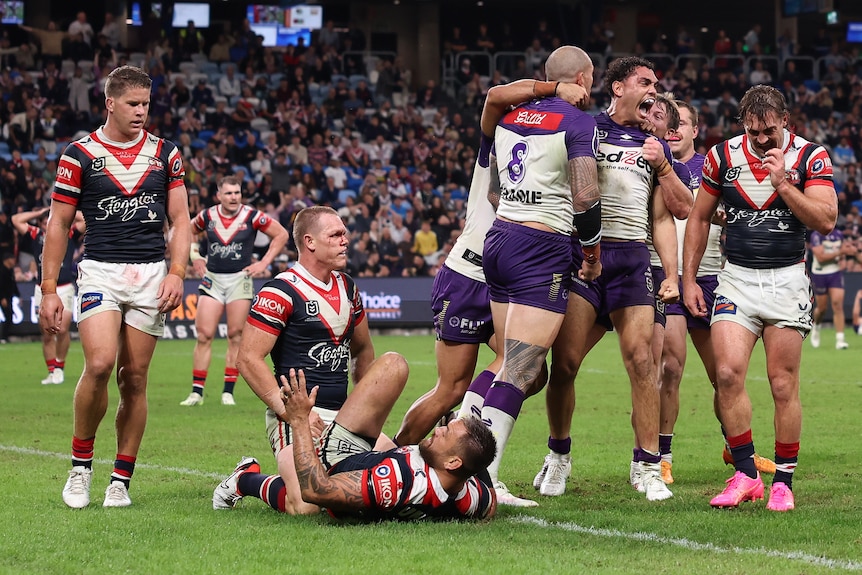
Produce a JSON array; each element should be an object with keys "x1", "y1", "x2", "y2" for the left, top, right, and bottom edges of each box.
[
  {"x1": 378, "y1": 351, "x2": 409, "y2": 385},
  {"x1": 661, "y1": 357, "x2": 684, "y2": 388},
  {"x1": 549, "y1": 356, "x2": 581, "y2": 386},
  {"x1": 84, "y1": 355, "x2": 116, "y2": 382},
  {"x1": 714, "y1": 363, "x2": 744, "y2": 389}
]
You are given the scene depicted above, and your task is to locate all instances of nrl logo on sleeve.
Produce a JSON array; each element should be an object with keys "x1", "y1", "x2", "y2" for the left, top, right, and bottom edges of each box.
[{"x1": 305, "y1": 301, "x2": 319, "y2": 316}]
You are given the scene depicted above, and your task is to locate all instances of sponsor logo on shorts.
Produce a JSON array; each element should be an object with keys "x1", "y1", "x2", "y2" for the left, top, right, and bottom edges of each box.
[
  {"x1": 714, "y1": 295, "x2": 737, "y2": 315},
  {"x1": 201, "y1": 276, "x2": 213, "y2": 289},
  {"x1": 80, "y1": 292, "x2": 103, "y2": 312},
  {"x1": 447, "y1": 315, "x2": 486, "y2": 334}
]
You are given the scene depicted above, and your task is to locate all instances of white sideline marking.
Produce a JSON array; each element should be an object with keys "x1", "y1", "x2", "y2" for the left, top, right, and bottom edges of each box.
[
  {"x1": 513, "y1": 516, "x2": 862, "y2": 571},
  {"x1": 5, "y1": 443, "x2": 860, "y2": 570},
  {"x1": 0, "y1": 445, "x2": 224, "y2": 479}
]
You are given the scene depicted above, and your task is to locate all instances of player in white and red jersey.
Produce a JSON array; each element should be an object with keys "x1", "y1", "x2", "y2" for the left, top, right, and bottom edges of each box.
[
  {"x1": 214, "y1": 363, "x2": 496, "y2": 522},
  {"x1": 683, "y1": 85, "x2": 837, "y2": 511},
  {"x1": 659, "y1": 100, "x2": 775, "y2": 484},
  {"x1": 40, "y1": 66, "x2": 191, "y2": 509},
  {"x1": 391, "y1": 79, "x2": 589, "y2": 477},
  {"x1": 12, "y1": 206, "x2": 85, "y2": 385},
  {"x1": 180, "y1": 175, "x2": 288, "y2": 407},
  {"x1": 224, "y1": 206, "x2": 409, "y2": 515}
]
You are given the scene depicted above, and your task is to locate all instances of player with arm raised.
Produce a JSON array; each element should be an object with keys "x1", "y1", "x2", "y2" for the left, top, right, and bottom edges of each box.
[{"x1": 683, "y1": 85, "x2": 837, "y2": 511}]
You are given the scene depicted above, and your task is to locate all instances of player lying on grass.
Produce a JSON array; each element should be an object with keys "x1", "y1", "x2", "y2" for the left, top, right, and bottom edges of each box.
[{"x1": 214, "y1": 366, "x2": 498, "y2": 522}]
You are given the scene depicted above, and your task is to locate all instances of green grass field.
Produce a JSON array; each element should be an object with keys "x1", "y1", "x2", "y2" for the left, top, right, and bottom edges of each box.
[{"x1": 1, "y1": 330, "x2": 861, "y2": 575}]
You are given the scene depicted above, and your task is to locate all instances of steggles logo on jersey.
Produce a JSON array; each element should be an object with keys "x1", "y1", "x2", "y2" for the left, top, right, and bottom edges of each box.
[
  {"x1": 726, "y1": 206, "x2": 794, "y2": 229},
  {"x1": 95, "y1": 192, "x2": 158, "y2": 221},
  {"x1": 209, "y1": 241, "x2": 243, "y2": 259},
  {"x1": 307, "y1": 341, "x2": 350, "y2": 371}
]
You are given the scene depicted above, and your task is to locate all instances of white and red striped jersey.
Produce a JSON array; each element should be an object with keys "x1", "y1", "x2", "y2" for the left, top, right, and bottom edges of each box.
[{"x1": 193, "y1": 205, "x2": 273, "y2": 273}]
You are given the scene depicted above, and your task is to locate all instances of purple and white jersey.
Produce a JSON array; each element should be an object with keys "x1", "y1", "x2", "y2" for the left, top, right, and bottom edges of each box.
[
  {"x1": 445, "y1": 134, "x2": 495, "y2": 283},
  {"x1": 595, "y1": 112, "x2": 672, "y2": 241},
  {"x1": 810, "y1": 229, "x2": 844, "y2": 275},
  {"x1": 494, "y1": 98, "x2": 598, "y2": 234},
  {"x1": 671, "y1": 152, "x2": 723, "y2": 275}
]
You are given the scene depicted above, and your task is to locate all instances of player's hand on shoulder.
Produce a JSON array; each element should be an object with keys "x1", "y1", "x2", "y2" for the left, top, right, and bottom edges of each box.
[{"x1": 557, "y1": 83, "x2": 589, "y2": 110}]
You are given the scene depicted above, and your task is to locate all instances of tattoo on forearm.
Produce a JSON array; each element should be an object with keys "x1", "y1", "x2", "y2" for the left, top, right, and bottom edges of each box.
[
  {"x1": 569, "y1": 157, "x2": 600, "y2": 213},
  {"x1": 502, "y1": 339, "x2": 548, "y2": 390},
  {"x1": 292, "y1": 426, "x2": 366, "y2": 510}
]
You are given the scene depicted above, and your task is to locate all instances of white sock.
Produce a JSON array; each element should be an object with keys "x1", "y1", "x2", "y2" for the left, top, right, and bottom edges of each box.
[{"x1": 480, "y1": 405, "x2": 516, "y2": 483}]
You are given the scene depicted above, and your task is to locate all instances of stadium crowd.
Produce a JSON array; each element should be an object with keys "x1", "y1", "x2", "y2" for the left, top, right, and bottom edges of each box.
[{"x1": 2, "y1": 12, "x2": 862, "y2": 286}]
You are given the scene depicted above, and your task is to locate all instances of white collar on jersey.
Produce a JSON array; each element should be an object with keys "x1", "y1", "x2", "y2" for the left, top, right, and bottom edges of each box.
[
  {"x1": 745, "y1": 128, "x2": 792, "y2": 158},
  {"x1": 289, "y1": 262, "x2": 334, "y2": 291},
  {"x1": 95, "y1": 126, "x2": 145, "y2": 149}
]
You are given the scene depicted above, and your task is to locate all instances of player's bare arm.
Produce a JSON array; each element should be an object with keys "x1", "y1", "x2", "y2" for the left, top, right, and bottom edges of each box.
[
  {"x1": 811, "y1": 242, "x2": 840, "y2": 264},
  {"x1": 764, "y1": 148, "x2": 837, "y2": 234},
  {"x1": 487, "y1": 154, "x2": 501, "y2": 211},
  {"x1": 236, "y1": 324, "x2": 285, "y2": 417},
  {"x1": 11, "y1": 207, "x2": 50, "y2": 235},
  {"x1": 682, "y1": 186, "x2": 720, "y2": 317},
  {"x1": 651, "y1": 187, "x2": 680, "y2": 303},
  {"x1": 38, "y1": 201, "x2": 76, "y2": 333},
  {"x1": 568, "y1": 155, "x2": 602, "y2": 281},
  {"x1": 348, "y1": 315, "x2": 374, "y2": 385},
  {"x1": 189, "y1": 225, "x2": 208, "y2": 278},
  {"x1": 159, "y1": 183, "x2": 191, "y2": 313},
  {"x1": 644, "y1": 137, "x2": 692, "y2": 219},
  {"x1": 243, "y1": 219, "x2": 289, "y2": 277},
  {"x1": 281, "y1": 369, "x2": 367, "y2": 511},
  {"x1": 481, "y1": 80, "x2": 588, "y2": 137}
]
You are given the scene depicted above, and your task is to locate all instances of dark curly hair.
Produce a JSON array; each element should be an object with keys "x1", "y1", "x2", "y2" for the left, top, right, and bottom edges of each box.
[{"x1": 604, "y1": 56, "x2": 655, "y2": 99}]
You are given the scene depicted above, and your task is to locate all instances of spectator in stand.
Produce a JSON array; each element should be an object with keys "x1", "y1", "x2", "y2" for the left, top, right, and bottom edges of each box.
[
  {"x1": 18, "y1": 22, "x2": 67, "y2": 67},
  {"x1": 100, "y1": 13, "x2": 121, "y2": 50},
  {"x1": 742, "y1": 24, "x2": 761, "y2": 54},
  {"x1": 474, "y1": 23, "x2": 495, "y2": 53},
  {"x1": 749, "y1": 60, "x2": 772, "y2": 86},
  {"x1": 219, "y1": 65, "x2": 242, "y2": 103},
  {"x1": 443, "y1": 26, "x2": 468, "y2": 56},
  {"x1": 833, "y1": 137, "x2": 857, "y2": 167},
  {"x1": 191, "y1": 78, "x2": 214, "y2": 108},
  {"x1": 67, "y1": 12, "x2": 94, "y2": 46},
  {"x1": 170, "y1": 76, "x2": 191, "y2": 110},
  {"x1": 179, "y1": 20, "x2": 205, "y2": 60},
  {"x1": 209, "y1": 34, "x2": 233, "y2": 63},
  {"x1": 413, "y1": 219, "x2": 438, "y2": 258}
]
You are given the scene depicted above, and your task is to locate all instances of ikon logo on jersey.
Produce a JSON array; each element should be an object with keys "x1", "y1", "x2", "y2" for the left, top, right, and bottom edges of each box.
[
  {"x1": 371, "y1": 462, "x2": 397, "y2": 509},
  {"x1": 714, "y1": 295, "x2": 737, "y2": 315},
  {"x1": 80, "y1": 292, "x2": 103, "y2": 312}
]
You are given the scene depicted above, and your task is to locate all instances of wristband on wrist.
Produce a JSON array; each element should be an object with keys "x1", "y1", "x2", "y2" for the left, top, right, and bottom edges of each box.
[
  {"x1": 534, "y1": 80, "x2": 557, "y2": 98},
  {"x1": 655, "y1": 159, "x2": 673, "y2": 178},
  {"x1": 40, "y1": 279, "x2": 57, "y2": 294},
  {"x1": 582, "y1": 245, "x2": 600, "y2": 265},
  {"x1": 169, "y1": 263, "x2": 186, "y2": 278}
]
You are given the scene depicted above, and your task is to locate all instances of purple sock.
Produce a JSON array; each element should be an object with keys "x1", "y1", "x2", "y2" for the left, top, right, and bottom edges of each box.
[
  {"x1": 483, "y1": 381, "x2": 525, "y2": 419},
  {"x1": 467, "y1": 370, "x2": 495, "y2": 398},
  {"x1": 633, "y1": 447, "x2": 661, "y2": 464},
  {"x1": 548, "y1": 436, "x2": 571, "y2": 455},
  {"x1": 658, "y1": 434, "x2": 673, "y2": 456}
]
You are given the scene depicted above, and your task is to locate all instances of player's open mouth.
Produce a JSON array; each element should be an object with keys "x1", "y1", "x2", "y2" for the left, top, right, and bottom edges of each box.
[{"x1": 638, "y1": 98, "x2": 655, "y2": 118}]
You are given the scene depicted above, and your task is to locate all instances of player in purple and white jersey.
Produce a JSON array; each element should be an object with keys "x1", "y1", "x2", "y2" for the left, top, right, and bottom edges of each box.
[
  {"x1": 534, "y1": 57, "x2": 689, "y2": 502},
  {"x1": 41, "y1": 66, "x2": 191, "y2": 509},
  {"x1": 478, "y1": 46, "x2": 601, "y2": 506},
  {"x1": 392, "y1": 78, "x2": 589, "y2": 509},
  {"x1": 180, "y1": 175, "x2": 288, "y2": 407},
  {"x1": 809, "y1": 228, "x2": 850, "y2": 350},
  {"x1": 684, "y1": 85, "x2": 837, "y2": 511},
  {"x1": 224, "y1": 206, "x2": 409, "y2": 515},
  {"x1": 214, "y1": 363, "x2": 496, "y2": 523},
  {"x1": 12, "y1": 206, "x2": 85, "y2": 385}
]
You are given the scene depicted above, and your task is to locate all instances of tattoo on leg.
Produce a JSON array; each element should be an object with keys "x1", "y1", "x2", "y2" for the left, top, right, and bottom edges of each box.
[{"x1": 503, "y1": 339, "x2": 549, "y2": 390}]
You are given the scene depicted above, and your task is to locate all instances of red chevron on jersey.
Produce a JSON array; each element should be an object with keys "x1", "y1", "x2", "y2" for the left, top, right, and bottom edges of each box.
[
  {"x1": 72, "y1": 131, "x2": 165, "y2": 197},
  {"x1": 286, "y1": 266, "x2": 353, "y2": 344}
]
